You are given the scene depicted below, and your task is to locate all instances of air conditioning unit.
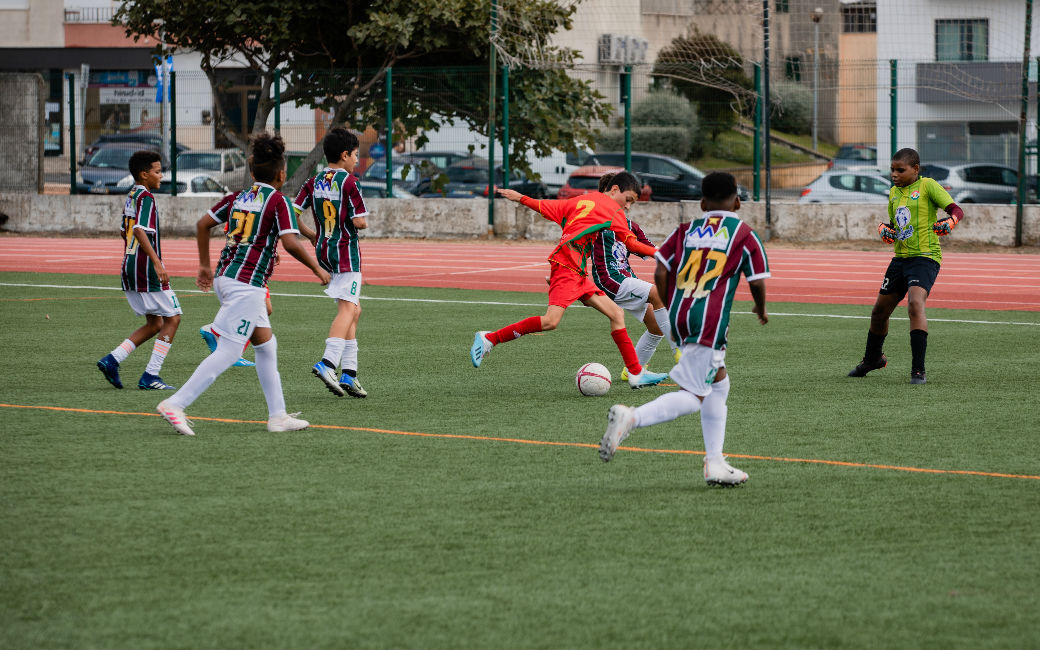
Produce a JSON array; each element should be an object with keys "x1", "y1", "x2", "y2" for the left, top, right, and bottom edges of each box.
[
  {"x1": 598, "y1": 34, "x2": 626, "y2": 65},
  {"x1": 624, "y1": 37, "x2": 649, "y2": 64}
]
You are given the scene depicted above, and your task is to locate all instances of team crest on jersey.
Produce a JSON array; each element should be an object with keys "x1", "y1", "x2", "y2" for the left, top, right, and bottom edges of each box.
[
  {"x1": 685, "y1": 223, "x2": 731, "y2": 250},
  {"x1": 314, "y1": 171, "x2": 341, "y2": 199},
  {"x1": 235, "y1": 185, "x2": 263, "y2": 209},
  {"x1": 910, "y1": 190, "x2": 920, "y2": 200}
]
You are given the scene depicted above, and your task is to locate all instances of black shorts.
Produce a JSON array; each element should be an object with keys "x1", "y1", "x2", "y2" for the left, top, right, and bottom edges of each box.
[{"x1": 879, "y1": 256, "x2": 941, "y2": 299}]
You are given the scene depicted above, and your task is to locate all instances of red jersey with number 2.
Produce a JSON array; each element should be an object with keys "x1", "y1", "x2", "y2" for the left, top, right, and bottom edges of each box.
[{"x1": 521, "y1": 192, "x2": 632, "y2": 274}]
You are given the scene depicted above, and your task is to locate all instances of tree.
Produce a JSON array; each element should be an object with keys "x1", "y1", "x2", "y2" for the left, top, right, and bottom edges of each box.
[
  {"x1": 653, "y1": 29, "x2": 753, "y2": 141},
  {"x1": 114, "y1": 0, "x2": 612, "y2": 189}
]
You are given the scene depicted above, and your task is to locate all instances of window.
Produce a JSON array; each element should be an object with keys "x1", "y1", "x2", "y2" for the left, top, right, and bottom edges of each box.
[
  {"x1": 828, "y1": 175, "x2": 858, "y2": 192},
  {"x1": 775, "y1": 0, "x2": 789, "y2": 13},
  {"x1": 647, "y1": 158, "x2": 680, "y2": 178},
  {"x1": 936, "y1": 19, "x2": 989, "y2": 61},
  {"x1": 842, "y1": 4, "x2": 876, "y2": 33},
  {"x1": 784, "y1": 56, "x2": 802, "y2": 82}
]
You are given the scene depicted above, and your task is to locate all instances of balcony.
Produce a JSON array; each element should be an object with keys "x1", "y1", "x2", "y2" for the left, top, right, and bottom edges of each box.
[{"x1": 64, "y1": 6, "x2": 115, "y2": 24}]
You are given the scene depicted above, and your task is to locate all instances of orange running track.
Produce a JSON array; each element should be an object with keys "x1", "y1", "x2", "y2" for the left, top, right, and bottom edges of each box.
[{"x1": 1, "y1": 236, "x2": 1038, "y2": 311}]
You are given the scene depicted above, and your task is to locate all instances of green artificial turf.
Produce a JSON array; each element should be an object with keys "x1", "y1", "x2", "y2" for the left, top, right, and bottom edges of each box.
[{"x1": 1, "y1": 273, "x2": 1038, "y2": 649}]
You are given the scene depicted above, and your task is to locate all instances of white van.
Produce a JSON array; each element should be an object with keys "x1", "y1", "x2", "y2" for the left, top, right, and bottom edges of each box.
[{"x1": 411, "y1": 120, "x2": 589, "y2": 196}]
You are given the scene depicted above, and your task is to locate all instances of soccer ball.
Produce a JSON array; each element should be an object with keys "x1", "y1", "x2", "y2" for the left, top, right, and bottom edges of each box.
[{"x1": 576, "y1": 362, "x2": 612, "y2": 396}]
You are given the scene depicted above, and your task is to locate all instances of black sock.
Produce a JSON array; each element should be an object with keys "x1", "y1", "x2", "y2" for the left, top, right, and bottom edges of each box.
[
  {"x1": 321, "y1": 358, "x2": 337, "y2": 369},
  {"x1": 864, "y1": 330, "x2": 886, "y2": 362},
  {"x1": 910, "y1": 329, "x2": 928, "y2": 373},
  {"x1": 344, "y1": 369, "x2": 357, "y2": 378}
]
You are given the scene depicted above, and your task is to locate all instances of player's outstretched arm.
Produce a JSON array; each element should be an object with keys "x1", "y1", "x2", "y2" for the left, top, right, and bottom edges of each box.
[
  {"x1": 279, "y1": 233, "x2": 330, "y2": 285},
  {"x1": 749, "y1": 279, "x2": 768, "y2": 325},
  {"x1": 195, "y1": 214, "x2": 220, "y2": 291},
  {"x1": 495, "y1": 187, "x2": 524, "y2": 202}
]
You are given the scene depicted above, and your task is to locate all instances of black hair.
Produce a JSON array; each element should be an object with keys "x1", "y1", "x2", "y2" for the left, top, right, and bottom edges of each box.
[
  {"x1": 249, "y1": 132, "x2": 286, "y2": 183},
  {"x1": 323, "y1": 127, "x2": 359, "y2": 164},
  {"x1": 606, "y1": 170, "x2": 641, "y2": 195},
  {"x1": 701, "y1": 171, "x2": 738, "y2": 202},
  {"x1": 128, "y1": 150, "x2": 161, "y2": 179},
  {"x1": 892, "y1": 147, "x2": 920, "y2": 167},
  {"x1": 597, "y1": 171, "x2": 618, "y2": 193}
]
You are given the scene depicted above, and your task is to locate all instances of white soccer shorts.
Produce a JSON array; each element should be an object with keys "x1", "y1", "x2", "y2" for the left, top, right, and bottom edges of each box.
[
  {"x1": 125, "y1": 289, "x2": 182, "y2": 317},
  {"x1": 325, "y1": 271, "x2": 363, "y2": 305},
  {"x1": 612, "y1": 276, "x2": 653, "y2": 321},
  {"x1": 669, "y1": 343, "x2": 727, "y2": 397},
  {"x1": 211, "y1": 276, "x2": 271, "y2": 344}
]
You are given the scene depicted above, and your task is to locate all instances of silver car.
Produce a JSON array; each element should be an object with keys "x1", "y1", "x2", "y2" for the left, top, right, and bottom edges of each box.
[
  {"x1": 798, "y1": 170, "x2": 891, "y2": 204},
  {"x1": 919, "y1": 162, "x2": 1034, "y2": 204},
  {"x1": 175, "y1": 149, "x2": 250, "y2": 189}
]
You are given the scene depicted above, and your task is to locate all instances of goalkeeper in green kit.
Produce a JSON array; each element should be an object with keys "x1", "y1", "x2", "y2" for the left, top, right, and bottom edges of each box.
[{"x1": 848, "y1": 147, "x2": 965, "y2": 385}]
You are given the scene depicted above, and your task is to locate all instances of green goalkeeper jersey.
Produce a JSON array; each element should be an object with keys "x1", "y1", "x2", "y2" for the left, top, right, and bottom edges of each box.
[{"x1": 887, "y1": 176, "x2": 954, "y2": 265}]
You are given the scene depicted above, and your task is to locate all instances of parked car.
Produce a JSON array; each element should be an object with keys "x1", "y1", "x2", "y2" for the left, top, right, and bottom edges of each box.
[
  {"x1": 829, "y1": 144, "x2": 878, "y2": 170},
  {"x1": 155, "y1": 170, "x2": 231, "y2": 197},
  {"x1": 358, "y1": 181, "x2": 417, "y2": 199},
  {"x1": 360, "y1": 155, "x2": 444, "y2": 196},
  {"x1": 81, "y1": 132, "x2": 188, "y2": 164},
  {"x1": 798, "y1": 170, "x2": 891, "y2": 204},
  {"x1": 75, "y1": 143, "x2": 169, "y2": 194},
  {"x1": 407, "y1": 150, "x2": 473, "y2": 170},
  {"x1": 582, "y1": 152, "x2": 750, "y2": 202},
  {"x1": 919, "y1": 162, "x2": 1035, "y2": 204},
  {"x1": 557, "y1": 165, "x2": 652, "y2": 201},
  {"x1": 175, "y1": 149, "x2": 250, "y2": 189},
  {"x1": 421, "y1": 157, "x2": 548, "y2": 198}
]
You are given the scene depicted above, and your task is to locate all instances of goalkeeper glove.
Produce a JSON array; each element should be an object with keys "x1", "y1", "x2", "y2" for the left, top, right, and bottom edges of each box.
[
  {"x1": 878, "y1": 222, "x2": 897, "y2": 244},
  {"x1": 933, "y1": 215, "x2": 959, "y2": 236}
]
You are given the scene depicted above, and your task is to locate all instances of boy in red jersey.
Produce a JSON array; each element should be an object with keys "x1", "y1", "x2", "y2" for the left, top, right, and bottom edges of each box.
[
  {"x1": 294, "y1": 127, "x2": 371, "y2": 398},
  {"x1": 599, "y1": 172, "x2": 769, "y2": 486},
  {"x1": 471, "y1": 171, "x2": 668, "y2": 389},
  {"x1": 96, "y1": 150, "x2": 182, "y2": 391},
  {"x1": 156, "y1": 134, "x2": 330, "y2": 437}
]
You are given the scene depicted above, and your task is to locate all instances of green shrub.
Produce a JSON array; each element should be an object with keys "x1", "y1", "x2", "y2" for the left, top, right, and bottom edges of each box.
[
  {"x1": 594, "y1": 126, "x2": 693, "y2": 160},
  {"x1": 770, "y1": 81, "x2": 813, "y2": 135}
]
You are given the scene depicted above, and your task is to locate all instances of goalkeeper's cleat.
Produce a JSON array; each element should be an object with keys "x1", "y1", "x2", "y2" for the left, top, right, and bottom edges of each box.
[
  {"x1": 157, "y1": 399, "x2": 195, "y2": 437},
  {"x1": 704, "y1": 457, "x2": 748, "y2": 486},
  {"x1": 312, "y1": 361, "x2": 346, "y2": 396},
  {"x1": 848, "y1": 354, "x2": 887, "y2": 377},
  {"x1": 96, "y1": 354, "x2": 123, "y2": 389},
  {"x1": 339, "y1": 373, "x2": 368, "y2": 398},
  {"x1": 470, "y1": 331, "x2": 493, "y2": 368},
  {"x1": 910, "y1": 371, "x2": 927, "y2": 385},
  {"x1": 627, "y1": 368, "x2": 668, "y2": 389},
  {"x1": 599, "y1": 404, "x2": 636, "y2": 462},
  {"x1": 232, "y1": 357, "x2": 256, "y2": 368},
  {"x1": 267, "y1": 412, "x2": 309, "y2": 432},
  {"x1": 199, "y1": 327, "x2": 218, "y2": 353},
  {"x1": 933, "y1": 217, "x2": 955, "y2": 236},
  {"x1": 138, "y1": 372, "x2": 175, "y2": 390},
  {"x1": 878, "y1": 222, "x2": 897, "y2": 244}
]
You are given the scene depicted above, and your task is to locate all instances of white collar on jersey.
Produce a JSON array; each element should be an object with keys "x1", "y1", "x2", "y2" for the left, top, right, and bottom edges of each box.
[{"x1": 700, "y1": 210, "x2": 739, "y2": 219}]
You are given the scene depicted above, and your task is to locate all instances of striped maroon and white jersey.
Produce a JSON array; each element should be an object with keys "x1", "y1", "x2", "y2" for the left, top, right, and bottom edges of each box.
[
  {"x1": 208, "y1": 182, "x2": 299, "y2": 288},
  {"x1": 655, "y1": 211, "x2": 770, "y2": 350},
  {"x1": 294, "y1": 168, "x2": 369, "y2": 273},
  {"x1": 120, "y1": 185, "x2": 167, "y2": 292}
]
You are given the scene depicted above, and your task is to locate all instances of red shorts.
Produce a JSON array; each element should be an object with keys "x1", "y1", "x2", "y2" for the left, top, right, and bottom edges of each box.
[{"x1": 547, "y1": 263, "x2": 603, "y2": 308}]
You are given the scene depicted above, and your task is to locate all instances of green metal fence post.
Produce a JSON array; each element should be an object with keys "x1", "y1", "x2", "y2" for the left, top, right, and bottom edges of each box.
[
  {"x1": 502, "y1": 65, "x2": 509, "y2": 190},
  {"x1": 1016, "y1": 0, "x2": 1033, "y2": 247},
  {"x1": 170, "y1": 70, "x2": 177, "y2": 196},
  {"x1": 68, "y1": 73, "x2": 76, "y2": 194},
  {"x1": 274, "y1": 68, "x2": 281, "y2": 134},
  {"x1": 385, "y1": 67, "x2": 393, "y2": 198},
  {"x1": 753, "y1": 63, "x2": 761, "y2": 202},
  {"x1": 890, "y1": 59, "x2": 898, "y2": 159},
  {"x1": 623, "y1": 65, "x2": 632, "y2": 172}
]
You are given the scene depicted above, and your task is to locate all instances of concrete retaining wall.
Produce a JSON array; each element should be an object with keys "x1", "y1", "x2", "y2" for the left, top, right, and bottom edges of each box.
[{"x1": 1, "y1": 193, "x2": 1038, "y2": 246}]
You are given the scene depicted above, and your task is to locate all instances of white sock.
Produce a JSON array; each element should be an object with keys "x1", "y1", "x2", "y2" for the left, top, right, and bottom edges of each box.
[
  {"x1": 322, "y1": 337, "x2": 346, "y2": 368},
  {"x1": 254, "y1": 336, "x2": 286, "y2": 418},
  {"x1": 635, "y1": 330, "x2": 664, "y2": 366},
  {"x1": 166, "y1": 336, "x2": 239, "y2": 409},
  {"x1": 144, "y1": 337, "x2": 172, "y2": 375},
  {"x1": 653, "y1": 308, "x2": 677, "y2": 353},
  {"x1": 633, "y1": 389, "x2": 702, "y2": 428},
  {"x1": 110, "y1": 339, "x2": 135, "y2": 364},
  {"x1": 340, "y1": 339, "x2": 359, "y2": 374},
  {"x1": 701, "y1": 376, "x2": 731, "y2": 461}
]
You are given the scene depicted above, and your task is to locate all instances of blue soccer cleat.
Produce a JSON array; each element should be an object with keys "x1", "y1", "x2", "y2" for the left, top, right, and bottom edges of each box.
[
  {"x1": 312, "y1": 361, "x2": 346, "y2": 397},
  {"x1": 138, "y1": 372, "x2": 176, "y2": 390},
  {"x1": 470, "y1": 331, "x2": 492, "y2": 368},
  {"x1": 97, "y1": 354, "x2": 123, "y2": 389},
  {"x1": 627, "y1": 368, "x2": 668, "y2": 390},
  {"x1": 233, "y1": 357, "x2": 256, "y2": 368},
  {"x1": 199, "y1": 327, "x2": 218, "y2": 353},
  {"x1": 339, "y1": 373, "x2": 368, "y2": 399}
]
